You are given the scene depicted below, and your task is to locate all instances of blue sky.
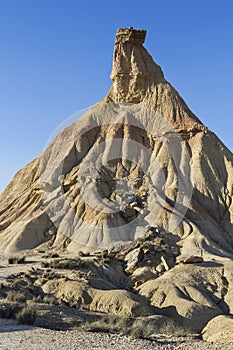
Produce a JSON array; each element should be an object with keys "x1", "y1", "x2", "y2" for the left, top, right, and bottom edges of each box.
[{"x1": 0, "y1": 0, "x2": 232, "y2": 192}]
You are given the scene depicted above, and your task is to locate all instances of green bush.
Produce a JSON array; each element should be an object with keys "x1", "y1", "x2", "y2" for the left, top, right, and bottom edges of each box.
[{"x1": 77, "y1": 251, "x2": 85, "y2": 257}]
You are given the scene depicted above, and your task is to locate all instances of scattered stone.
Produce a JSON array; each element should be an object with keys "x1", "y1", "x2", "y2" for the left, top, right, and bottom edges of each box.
[
  {"x1": 125, "y1": 248, "x2": 144, "y2": 274},
  {"x1": 161, "y1": 256, "x2": 170, "y2": 271},
  {"x1": 155, "y1": 263, "x2": 165, "y2": 274},
  {"x1": 202, "y1": 315, "x2": 233, "y2": 342},
  {"x1": 178, "y1": 256, "x2": 204, "y2": 264},
  {"x1": 131, "y1": 266, "x2": 158, "y2": 284},
  {"x1": 123, "y1": 207, "x2": 136, "y2": 218}
]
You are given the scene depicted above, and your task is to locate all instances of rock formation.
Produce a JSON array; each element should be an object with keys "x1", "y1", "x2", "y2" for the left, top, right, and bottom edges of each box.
[{"x1": 1, "y1": 28, "x2": 233, "y2": 338}]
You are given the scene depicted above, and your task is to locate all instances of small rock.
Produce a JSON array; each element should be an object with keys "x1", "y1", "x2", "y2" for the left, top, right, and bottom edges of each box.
[
  {"x1": 132, "y1": 266, "x2": 158, "y2": 284},
  {"x1": 123, "y1": 207, "x2": 136, "y2": 218},
  {"x1": 125, "y1": 248, "x2": 144, "y2": 273},
  {"x1": 156, "y1": 263, "x2": 165, "y2": 273},
  {"x1": 178, "y1": 256, "x2": 204, "y2": 264},
  {"x1": 161, "y1": 256, "x2": 170, "y2": 271}
]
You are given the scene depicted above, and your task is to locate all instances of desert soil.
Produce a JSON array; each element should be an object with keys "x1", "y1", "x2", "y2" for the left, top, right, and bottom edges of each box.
[{"x1": 0, "y1": 318, "x2": 232, "y2": 350}]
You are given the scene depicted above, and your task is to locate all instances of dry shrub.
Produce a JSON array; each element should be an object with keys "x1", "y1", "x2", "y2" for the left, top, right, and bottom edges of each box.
[
  {"x1": 8, "y1": 256, "x2": 25, "y2": 264},
  {"x1": 7, "y1": 290, "x2": 27, "y2": 303},
  {"x1": 81, "y1": 314, "x2": 130, "y2": 333},
  {"x1": 159, "y1": 319, "x2": 191, "y2": 336},
  {"x1": 129, "y1": 319, "x2": 157, "y2": 338},
  {"x1": 16, "y1": 304, "x2": 36, "y2": 325},
  {"x1": 41, "y1": 258, "x2": 83, "y2": 270}
]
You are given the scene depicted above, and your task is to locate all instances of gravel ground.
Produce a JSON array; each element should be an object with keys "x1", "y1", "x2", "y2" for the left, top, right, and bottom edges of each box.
[{"x1": 0, "y1": 319, "x2": 233, "y2": 350}]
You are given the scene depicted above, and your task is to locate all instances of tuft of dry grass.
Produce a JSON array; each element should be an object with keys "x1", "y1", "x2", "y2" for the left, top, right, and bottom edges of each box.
[
  {"x1": 129, "y1": 318, "x2": 157, "y2": 338},
  {"x1": 41, "y1": 258, "x2": 84, "y2": 270},
  {"x1": 8, "y1": 256, "x2": 25, "y2": 264},
  {"x1": 43, "y1": 294, "x2": 60, "y2": 306},
  {"x1": 15, "y1": 304, "x2": 36, "y2": 325},
  {"x1": 79, "y1": 315, "x2": 192, "y2": 339},
  {"x1": 80, "y1": 314, "x2": 130, "y2": 333},
  {"x1": 159, "y1": 319, "x2": 191, "y2": 337},
  {"x1": 7, "y1": 290, "x2": 27, "y2": 303},
  {"x1": 42, "y1": 252, "x2": 59, "y2": 259}
]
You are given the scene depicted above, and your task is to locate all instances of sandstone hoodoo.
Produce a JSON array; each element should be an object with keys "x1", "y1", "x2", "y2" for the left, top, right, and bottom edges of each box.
[{"x1": 1, "y1": 28, "x2": 233, "y2": 338}]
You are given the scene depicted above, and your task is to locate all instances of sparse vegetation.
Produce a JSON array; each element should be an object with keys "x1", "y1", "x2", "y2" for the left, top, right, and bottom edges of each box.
[
  {"x1": 40, "y1": 261, "x2": 50, "y2": 268},
  {"x1": 79, "y1": 314, "x2": 192, "y2": 339},
  {"x1": 12, "y1": 277, "x2": 31, "y2": 289},
  {"x1": 15, "y1": 304, "x2": 36, "y2": 325},
  {"x1": 43, "y1": 294, "x2": 60, "y2": 306},
  {"x1": 8, "y1": 255, "x2": 25, "y2": 264},
  {"x1": 129, "y1": 319, "x2": 156, "y2": 339},
  {"x1": 159, "y1": 319, "x2": 192, "y2": 337},
  {"x1": 80, "y1": 314, "x2": 130, "y2": 334},
  {"x1": 0, "y1": 282, "x2": 6, "y2": 289},
  {"x1": 77, "y1": 251, "x2": 85, "y2": 258},
  {"x1": 0, "y1": 303, "x2": 21, "y2": 319},
  {"x1": 41, "y1": 258, "x2": 84, "y2": 270},
  {"x1": 7, "y1": 290, "x2": 27, "y2": 303},
  {"x1": 42, "y1": 252, "x2": 59, "y2": 259}
]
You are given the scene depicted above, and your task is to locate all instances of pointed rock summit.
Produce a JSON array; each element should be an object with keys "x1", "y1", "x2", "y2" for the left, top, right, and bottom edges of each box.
[
  {"x1": 0, "y1": 28, "x2": 232, "y2": 258},
  {"x1": 107, "y1": 28, "x2": 202, "y2": 130},
  {"x1": 107, "y1": 27, "x2": 165, "y2": 103}
]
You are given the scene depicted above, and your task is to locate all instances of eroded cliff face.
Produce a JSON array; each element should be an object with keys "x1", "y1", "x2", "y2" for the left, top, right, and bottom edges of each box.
[
  {"x1": 107, "y1": 28, "x2": 202, "y2": 131},
  {"x1": 1, "y1": 27, "x2": 233, "y2": 336},
  {"x1": 0, "y1": 27, "x2": 232, "y2": 260}
]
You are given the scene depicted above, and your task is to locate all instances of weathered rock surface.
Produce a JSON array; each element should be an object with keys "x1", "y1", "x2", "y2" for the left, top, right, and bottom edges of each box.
[
  {"x1": 202, "y1": 315, "x2": 233, "y2": 342},
  {"x1": 0, "y1": 27, "x2": 233, "y2": 339},
  {"x1": 177, "y1": 255, "x2": 204, "y2": 264},
  {"x1": 125, "y1": 247, "x2": 144, "y2": 273},
  {"x1": 131, "y1": 266, "x2": 158, "y2": 285},
  {"x1": 43, "y1": 277, "x2": 154, "y2": 317},
  {"x1": 0, "y1": 28, "x2": 232, "y2": 259},
  {"x1": 137, "y1": 262, "x2": 229, "y2": 332}
]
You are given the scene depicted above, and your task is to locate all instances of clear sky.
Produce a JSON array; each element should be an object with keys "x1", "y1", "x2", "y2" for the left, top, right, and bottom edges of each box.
[{"x1": 0, "y1": 0, "x2": 232, "y2": 192}]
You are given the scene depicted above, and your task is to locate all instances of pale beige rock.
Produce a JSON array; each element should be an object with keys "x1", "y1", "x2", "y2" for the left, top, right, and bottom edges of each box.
[
  {"x1": 0, "y1": 28, "x2": 233, "y2": 335},
  {"x1": 202, "y1": 315, "x2": 233, "y2": 342},
  {"x1": 137, "y1": 263, "x2": 228, "y2": 332},
  {"x1": 155, "y1": 263, "x2": 166, "y2": 273},
  {"x1": 161, "y1": 256, "x2": 170, "y2": 270},
  {"x1": 125, "y1": 247, "x2": 144, "y2": 273},
  {"x1": 0, "y1": 28, "x2": 232, "y2": 261},
  {"x1": 177, "y1": 255, "x2": 204, "y2": 264},
  {"x1": 131, "y1": 266, "x2": 158, "y2": 284},
  {"x1": 42, "y1": 277, "x2": 153, "y2": 317},
  {"x1": 90, "y1": 289, "x2": 153, "y2": 317}
]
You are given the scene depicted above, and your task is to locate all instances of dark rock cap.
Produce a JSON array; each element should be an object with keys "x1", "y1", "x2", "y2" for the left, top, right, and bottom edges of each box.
[{"x1": 115, "y1": 27, "x2": 146, "y2": 45}]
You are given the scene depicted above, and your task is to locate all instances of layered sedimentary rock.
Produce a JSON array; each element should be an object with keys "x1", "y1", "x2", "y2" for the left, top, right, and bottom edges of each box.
[
  {"x1": 1, "y1": 27, "x2": 233, "y2": 336},
  {"x1": 1, "y1": 28, "x2": 232, "y2": 258}
]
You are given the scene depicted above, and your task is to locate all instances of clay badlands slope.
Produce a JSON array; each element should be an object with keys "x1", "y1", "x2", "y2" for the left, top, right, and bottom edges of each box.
[{"x1": 1, "y1": 28, "x2": 233, "y2": 339}]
